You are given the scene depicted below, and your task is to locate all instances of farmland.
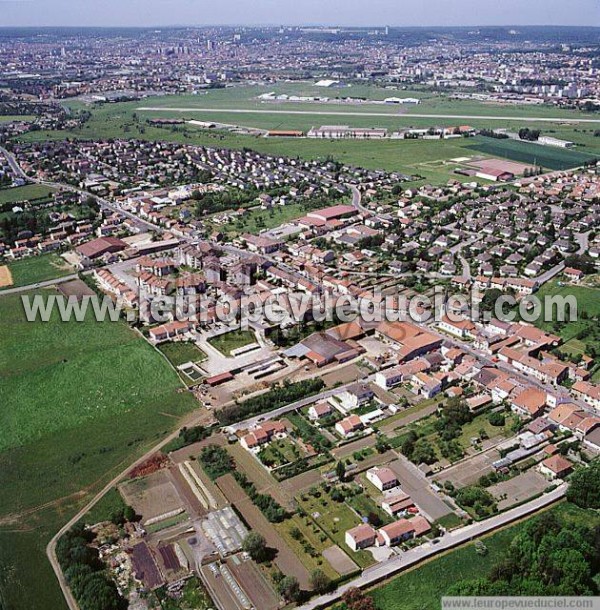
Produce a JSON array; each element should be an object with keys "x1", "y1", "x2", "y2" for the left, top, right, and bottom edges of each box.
[
  {"x1": 466, "y1": 136, "x2": 596, "y2": 170},
  {"x1": 0, "y1": 289, "x2": 198, "y2": 610}
]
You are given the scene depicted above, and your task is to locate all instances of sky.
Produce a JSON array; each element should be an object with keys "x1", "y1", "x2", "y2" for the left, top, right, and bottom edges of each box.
[{"x1": 0, "y1": 0, "x2": 598, "y2": 28}]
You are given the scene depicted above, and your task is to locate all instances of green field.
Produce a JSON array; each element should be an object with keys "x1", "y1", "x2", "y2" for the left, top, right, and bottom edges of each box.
[
  {"x1": 0, "y1": 184, "x2": 55, "y2": 205},
  {"x1": 14, "y1": 89, "x2": 600, "y2": 187},
  {"x1": 157, "y1": 341, "x2": 207, "y2": 367},
  {"x1": 467, "y1": 136, "x2": 596, "y2": 170},
  {"x1": 219, "y1": 203, "x2": 307, "y2": 235},
  {"x1": 535, "y1": 280, "x2": 600, "y2": 341},
  {"x1": 207, "y1": 329, "x2": 257, "y2": 355},
  {"x1": 369, "y1": 502, "x2": 600, "y2": 610},
  {"x1": 297, "y1": 488, "x2": 375, "y2": 569},
  {"x1": 1, "y1": 254, "x2": 74, "y2": 289},
  {"x1": 0, "y1": 290, "x2": 198, "y2": 610},
  {"x1": 0, "y1": 115, "x2": 35, "y2": 123}
]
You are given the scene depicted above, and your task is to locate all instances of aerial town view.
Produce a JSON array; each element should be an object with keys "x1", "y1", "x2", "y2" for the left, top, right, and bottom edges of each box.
[{"x1": 1, "y1": 1, "x2": 600, "y2": 610}]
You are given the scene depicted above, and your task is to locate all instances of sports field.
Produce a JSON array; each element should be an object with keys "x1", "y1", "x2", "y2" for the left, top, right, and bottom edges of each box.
[{"x1": 0, "y1": 290, "x2": 198, "y2": 610}]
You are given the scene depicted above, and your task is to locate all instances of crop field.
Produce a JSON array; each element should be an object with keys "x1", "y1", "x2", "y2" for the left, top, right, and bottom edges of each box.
[
  {"x1": 467, "y1": 136, "x2": 596, "y2": 170},
  {"x1": 1, "y1": 254, "x2": 74, "y2": 289},
  {"x1": 0, "y1": 290, "x2": 196, "y2": 451},
  {"x1": 369, "y1": 502, "x2": 600, "y2": 610},
  {"x1": 0, "y1": 290, "x2": 198, "y2": 610}
]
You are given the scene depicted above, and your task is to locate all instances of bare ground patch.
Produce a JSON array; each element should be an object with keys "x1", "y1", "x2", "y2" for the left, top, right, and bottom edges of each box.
[{"x1": 0, "y1": 266, "x2": 13, "y2": 288}]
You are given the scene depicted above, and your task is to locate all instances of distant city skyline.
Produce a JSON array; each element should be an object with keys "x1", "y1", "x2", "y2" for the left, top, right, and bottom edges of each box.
[{"x1": 0, "y1": 0, "x2": 598, "y2": 28}]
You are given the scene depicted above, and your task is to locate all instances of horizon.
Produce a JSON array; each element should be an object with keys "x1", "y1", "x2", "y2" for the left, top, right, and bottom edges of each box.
[{"x1": 0, "y1": 0, "x2": 598, "y2": 29}]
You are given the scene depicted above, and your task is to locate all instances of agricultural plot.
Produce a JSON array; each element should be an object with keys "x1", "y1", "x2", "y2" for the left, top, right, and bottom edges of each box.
[
  {"x1": 467, "y1": 136, "x2": 596, "y2": 170},
  {"x1": 120, "y1": 470, "x2": 183, "y2": 524},
  {"x1": 0, "y1": 290, "x2": 198, "y2": 610}
]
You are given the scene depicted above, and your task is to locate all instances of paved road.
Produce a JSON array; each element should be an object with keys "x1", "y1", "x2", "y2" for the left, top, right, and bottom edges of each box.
[
  {"x1": 0, "y1": 273, "x2": 79, "y2": 296},
  {"x1": 137, "y1": 107, "x2": 600, "y2": 124},
  {"x1": 298, "y1": 484, "x2": 567, "y2": 610},
  {"x1": 387, "y1": 455, "x2": 453, "y2": 522},
  {"x1": 223, "y1": 372, "x2": 376, "y2": 433}
]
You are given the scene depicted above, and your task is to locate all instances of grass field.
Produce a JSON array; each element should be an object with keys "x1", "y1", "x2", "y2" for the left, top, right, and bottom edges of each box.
[
  {"x1": 0, "y1": 290, "x2": 199, "y2": 610},
  {"x1": 535, "y1": 280, "x2": 600, "y2": 341},
  {"x1": 0, "y1": 115, "x2": 35, "y2": 123},
  {"x1": 208, "y1": 329, "x2": 257, "y2": 355},
  {"x1": 157, "y1": 341, "x2": 207, "y2": 367},
  {"x1": 467, "y1": 136, "x2": 596, "y2": 170},
  {"x1": 0, "y1": 184, "x2": 55, "y2": 205},
  {"x1": 219, "y1": 203, "x2": 306, "y2": 235},
  {"x1": 1, "y1": 254, "x2": 74, "y2": 289},
  {"x1": 369, "y1": 501, "x2": 600, "y2": 610}
]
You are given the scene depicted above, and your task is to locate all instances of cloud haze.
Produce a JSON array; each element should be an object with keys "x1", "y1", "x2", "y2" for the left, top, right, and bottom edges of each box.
[{"x1": 0, "y1": 0, "x2": 598, "y2": 28}]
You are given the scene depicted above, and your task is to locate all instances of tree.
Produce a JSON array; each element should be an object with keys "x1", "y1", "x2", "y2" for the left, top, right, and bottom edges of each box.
[
  {"x1": 277, "y1": 575, "x2": 300, "y2": 601},
  {"x1": 336, "y1": 460, "x2": 346, "y2": 482},
  {"x1": 242, "y1": 532, "x2": 268, "y2": 562},
  {"x1": 567, "y1": 461, "x2": 600, "y2": 509},
  {"x1": 341, "y1": 587, "x2": 376, "y2": 610},
  {"x1": 310, "y1": 568, "x2": 330, "y2": 593},
  {"x1": 489, "y1": 412, "x2": 506, "y2": 427}
]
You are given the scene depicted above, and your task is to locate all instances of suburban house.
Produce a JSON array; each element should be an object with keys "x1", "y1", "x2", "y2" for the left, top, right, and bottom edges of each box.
[
  {"x1": 345, "y1": 524, "x2": 377, "y2": 552},
  {"x1": 572, "y1": 381, "x2": 600, "y2": 410},
  {"x1": 366, "y1": 467, "x2": 398, "y2": 492},
  {"x1": 511, "y1": 387, "x2": 547, "y2": 419},
  {"x1": 539, "y1": 454, "x2": 573, "y2": 480},
  {"x1": 335, "y1": 414, "x2": 364, "y2": 438},
  {"x1": 148, "y1": 321, "x2": 191, "y2": 343},
  {"x1": 308, "y1": 402, "x2": 334, "y2": 421},
  {"x1": 240, "y1": 421, "x2": 287, "y2": 450},
  {"x1": 337, "y1": 383, "x2": 375, "y2": 411},
  {"x1": 381, "y1": 492, "x2": 415, "y2": 517}
]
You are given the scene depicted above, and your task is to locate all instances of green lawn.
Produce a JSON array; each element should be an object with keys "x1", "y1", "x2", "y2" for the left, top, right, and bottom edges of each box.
[
  {"x1": 0, "y1": 290, "x2": 199, "y2": 610},
  {"x1": 207, "y1": 329, "x2": 257, "y2": 355},
  {"x1": 0, "y1": 115, "x2": 35, "y2": 123},
  {"x1": 157, "y1": 341, "x2": 207, "y2": 367},
  {"x1": 218, "y1": 203, "x2": 306, "y2": 235},
  {"x1": 2, "y1": 254, "x2": 74, "y2": 289},
  {"x1": 369, "y1": 502, "x2": 600, "y2": 610},
  {"x1": 0, "y1": 184, "x2": 55, "y2": 205}
]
